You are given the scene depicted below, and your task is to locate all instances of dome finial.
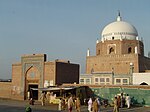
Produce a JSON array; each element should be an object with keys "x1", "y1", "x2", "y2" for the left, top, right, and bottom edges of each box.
[
  {"x1": 118, "y1": 10, "x2": 120, "y2": 16},
  {"x1": 117, "y1": 10, "x2": 122, "y2": 21}
]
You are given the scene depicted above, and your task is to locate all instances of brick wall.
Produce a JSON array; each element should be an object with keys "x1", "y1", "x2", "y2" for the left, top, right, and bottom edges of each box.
[
  {"x1": 86, "y1": 54, "x2": 138, "y2": 74},
  {"x1": 86, "y1": 39, "x2": 148, "y2": 75},
  {"x1": 96, "y1": 40, "x2": 143, "y2": 56},
  {"x1": 44, "y1": 62, "x2": 55, "y2": 84},
  {"x1": 139, "y1": 55, "x2": 150, "y2": 72},
  {"x1": 0, "y1": 82, "x2": 11, "y2": 99},
  {"x1": 11, "y1": 63, "x2": 23, "y2": 100}
]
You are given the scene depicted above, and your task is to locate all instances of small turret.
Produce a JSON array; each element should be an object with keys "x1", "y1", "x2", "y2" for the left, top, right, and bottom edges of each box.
[
  {"x1": 87, "y1": 48, "x2": 90, "y2": 57},
  {"x1": 96, "y1": 38, "x2": 99, "y2": 44}
]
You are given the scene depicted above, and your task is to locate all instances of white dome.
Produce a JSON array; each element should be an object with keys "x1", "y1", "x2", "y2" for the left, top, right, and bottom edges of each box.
[{"x1": 101, "y1": 15, "x2": 138, "y2": 41}]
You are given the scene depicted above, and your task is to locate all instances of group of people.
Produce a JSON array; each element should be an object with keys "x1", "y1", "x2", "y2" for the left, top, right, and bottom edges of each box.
[
  {"x1": 88, "y1": 98, "x2": 101, "y2": 112},
  {"x1": 58, "y1": 95, "x2": 81, "y2": 112},
  {"x1": 113, "y1": 93, "x2": 131, "y2": 112},
  {"x1": 66, "y1": 96, "x2": 101, "y2": 112},
  {"x1": 40, "y1": 91, "x2": 55, "y2": 106},
  {"x1": 27, "y1": 90, "x2": 131, "y2": 112},
  {"x1": 87, "y1": 93, "x2": 131, "y2": 112}
]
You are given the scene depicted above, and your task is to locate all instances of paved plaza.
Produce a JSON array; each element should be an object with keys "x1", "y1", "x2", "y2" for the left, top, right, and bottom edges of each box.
[{"x1": 0, "y1": 98, "x2": 150, "y2": 112}]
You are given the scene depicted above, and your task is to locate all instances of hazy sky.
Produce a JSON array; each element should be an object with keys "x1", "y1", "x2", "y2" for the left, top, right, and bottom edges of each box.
[{"x1": 0, "y1": 0, "x2": 150, "y2": 79}]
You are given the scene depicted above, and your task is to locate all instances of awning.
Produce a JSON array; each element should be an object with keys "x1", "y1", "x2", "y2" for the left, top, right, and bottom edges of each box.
[{"x1": 31, "y1": 86, "x2": 75, "y2": 91}]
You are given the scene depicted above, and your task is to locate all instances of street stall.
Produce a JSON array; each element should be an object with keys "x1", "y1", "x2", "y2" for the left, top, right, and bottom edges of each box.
[{"x1": 31, "y1": 86, "x2": 76, "y2": 104}]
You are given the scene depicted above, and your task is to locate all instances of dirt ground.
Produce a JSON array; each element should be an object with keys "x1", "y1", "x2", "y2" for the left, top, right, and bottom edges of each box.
[{"x1": 0, "y1": 98, "x2": 150, "y2": 112}]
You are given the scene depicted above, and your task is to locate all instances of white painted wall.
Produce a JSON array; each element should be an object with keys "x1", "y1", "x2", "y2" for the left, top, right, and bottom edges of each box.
[{"x1": 133, "y1": 73, "x2": 150, "y2": 85}]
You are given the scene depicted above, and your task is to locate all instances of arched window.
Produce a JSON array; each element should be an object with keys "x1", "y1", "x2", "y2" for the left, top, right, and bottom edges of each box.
[
  {"x1": 128, "y1": 47, "x2": 132, "y2": 53},
  {"x1": 98, "y1": 50, "x2": 100, "y2": 55},
  {"x1": 109, "y1": 47, "x2": 115, "y2": 54}
]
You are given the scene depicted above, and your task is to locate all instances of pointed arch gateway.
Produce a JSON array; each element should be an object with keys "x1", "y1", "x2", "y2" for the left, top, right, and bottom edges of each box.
[
  {"x1": 21, "y1": 54, "x2": 45, "y2": 100},
  {"x1": 25, "y1": 66, "x2": 41, "y2": 100}
]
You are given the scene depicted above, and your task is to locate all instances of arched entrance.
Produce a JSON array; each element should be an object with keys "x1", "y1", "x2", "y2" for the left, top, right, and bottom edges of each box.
[
  {"x1": 140, "y1": 82, "x2": 148, "y2": 85},
  {"x1": 25, "y1": 66, "x2": 40, "y2": 100},
  {"x1": 28, "y1": 84, "x2": 38, "y2": 100}
]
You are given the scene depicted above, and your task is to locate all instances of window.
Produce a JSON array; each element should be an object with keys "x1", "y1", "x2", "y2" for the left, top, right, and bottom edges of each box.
[
  {"x1": 128, "y1": 47, "x2": 132, "y2": 53},
  {"x1": 106, "y1": 78, "x2": 110, "y2": 82},
  {"x1": 115, "y1": 78, "x2": 129, "y2": 85},
  {"x1": 93, "y1": 77, "x2": 111, "y2": 85},
  {"x1": 100, "y1": 78, "x2": 105, "y2": 82},
  {"x1": 95, "y1": 78, "x2": 98, "y2": 82},
  {"x1": 123, "y1": 79, "x2": 127, "y2": 83},
  {"x1": 116, "y1": 79, "x2": 121, "y2": 84},
  {"x1": 109, "y1": 47, "x2": 115, "y2": 54},
  {"x1": 86, "y1": 79, "x2": 91, "y2": 84},
  {"x1": 98, "y1": 50, "x2": 100, "y2": 55},
  {"x1": 80, "y1": 79, "x2": 84, "y2": 84},
  {"x1": 94, "y1": 78, "x2": 99, "y2": 84},
  {"x1": 123, "y1": 79, "x2": 128, "y2": 85}
]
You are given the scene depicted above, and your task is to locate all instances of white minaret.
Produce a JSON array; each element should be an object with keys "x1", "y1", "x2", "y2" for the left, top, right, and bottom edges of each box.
[{"x1": 87, "y1": 48, "x2": 90, "y2": 56}]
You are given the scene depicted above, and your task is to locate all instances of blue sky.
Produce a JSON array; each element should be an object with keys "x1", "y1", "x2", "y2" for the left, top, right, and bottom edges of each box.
[{"x1": 0, "y1": 0, "x2": 150, "y2": 79}]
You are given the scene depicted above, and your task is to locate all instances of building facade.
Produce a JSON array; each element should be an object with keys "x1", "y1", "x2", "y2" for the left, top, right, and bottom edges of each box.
[
  {"x1": 11, "y1": 54, "x2": 79, "y2": 100},
  {"x1": 80, "y1": 72, "x2": 131, "y2": 85},
  {"x1": 80, "y1": 13, "x2": 150, "y2": 85}
]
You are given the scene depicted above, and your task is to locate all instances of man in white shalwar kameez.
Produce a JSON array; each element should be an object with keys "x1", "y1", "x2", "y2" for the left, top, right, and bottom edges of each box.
[
  {"x1": 88, "y1": 98, "x2": 93, "y2": 112},
  {"x1": 126, "y1": 94, "x2": 131, "y2": 108}
]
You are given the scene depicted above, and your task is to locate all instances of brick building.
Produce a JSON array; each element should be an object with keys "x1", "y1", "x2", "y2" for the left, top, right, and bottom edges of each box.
[
  {"x1": 0, "y1": 54, "x2": 79, "y2": 100},
  {"x1": 80, "y1": 13, "x2": 150, "y2": 85}
]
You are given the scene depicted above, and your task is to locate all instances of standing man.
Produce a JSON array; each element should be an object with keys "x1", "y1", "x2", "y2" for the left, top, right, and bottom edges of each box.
[
  {"x1": 96, "y1": 98, "x2": 100, "y2": 112},
  {"x1": 40, "y1": 92, "x2": 46, "y2": 106},
  {"x1": 27, "y1": 90, "x2": 30, "y2": 100},
  {"x1": 75, "y1": 97, "x2": 81, "y2": 112},
  {"x1": 120, "y1": 93, "x2": 125, "y2": 108},
  {"x1": 117, "y1": 95, "x2": 121, "y2": 108},
  {"x1": 68, "y1": 95, "x2": 74, "y2": 112},
  {"x1": 88, "y1": 98, "x2": 93, "y2": 112},
  {"x1": 113, "y1": 96, "x2": 119, "y2": 112},
  {"x1": 126, "y1": 94, "x2": 131, "y2": 108},
  {"x1": 58, "y1": 98, "x2": 62, "y2": 111},
  {"x1": 93, "y1": 98, "x2": 98, "y2": 112}
]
